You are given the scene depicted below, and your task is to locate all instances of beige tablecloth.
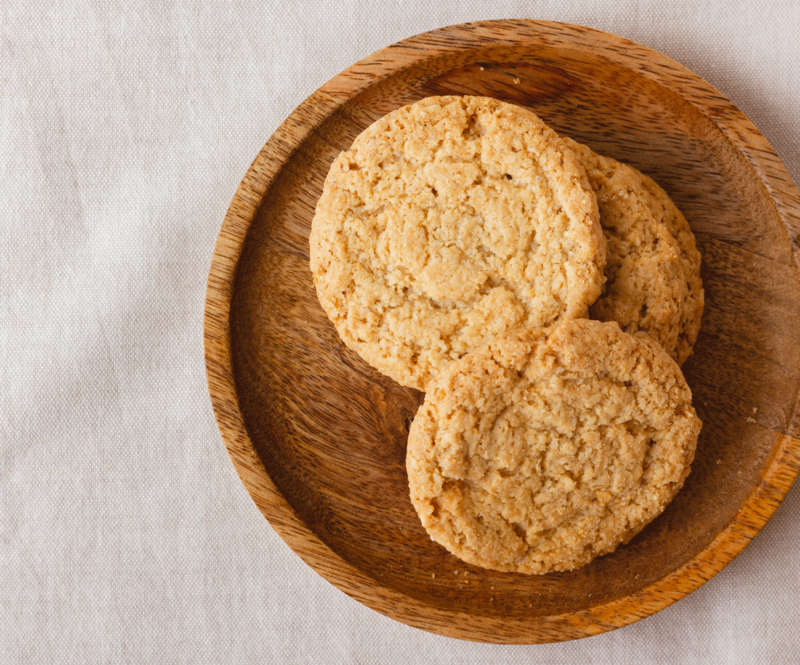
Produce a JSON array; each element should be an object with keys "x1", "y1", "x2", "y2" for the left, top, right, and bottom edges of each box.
[{"x1": 2, "y1": 1, "x2": 799, "y2": 663}]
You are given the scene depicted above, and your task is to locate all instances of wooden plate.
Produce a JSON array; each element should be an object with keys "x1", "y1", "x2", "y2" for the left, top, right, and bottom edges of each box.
[{"x1": 204, "y1": 20, "x2": 800, "y2": 643}]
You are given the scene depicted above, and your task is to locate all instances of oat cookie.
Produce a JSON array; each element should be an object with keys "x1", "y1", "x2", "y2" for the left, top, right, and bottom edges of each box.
[
  {"x1": 564, "y1": 138, "x2": 704, "y2": 365},
  {"x1": 407, "y1": 319, "x2": 701, "y2": 574},
  {"x1": 310, "y1": 96, "x2": 606, "y2": 391}
]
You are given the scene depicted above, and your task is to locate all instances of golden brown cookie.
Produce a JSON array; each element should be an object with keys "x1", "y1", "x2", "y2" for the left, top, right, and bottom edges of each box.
[
  {"x1": 564, "y1": 138, "x2": 704, "y2": 365},
  {"x1": 407, "y1": 319, "x2": 701, "y2": 574},
  {"x1": 310, "y1": 96, "x2": 606, "y2": 391}
]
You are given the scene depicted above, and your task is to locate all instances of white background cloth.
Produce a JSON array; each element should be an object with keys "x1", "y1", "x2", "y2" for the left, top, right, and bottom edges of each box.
[{"x1": 1, "y1": 1, "x2": 799, "y2": 663}]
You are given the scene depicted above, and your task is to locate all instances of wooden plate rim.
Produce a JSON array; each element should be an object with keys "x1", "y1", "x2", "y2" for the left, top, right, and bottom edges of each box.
[{"x1": 204, "y1": 19, "x2": 800, "y2": 644}]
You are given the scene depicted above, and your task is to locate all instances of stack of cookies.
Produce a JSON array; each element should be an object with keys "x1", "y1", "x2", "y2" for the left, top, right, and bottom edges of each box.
[{"x1": 309, "y1": 96, "x2": 703, "y2": 574}]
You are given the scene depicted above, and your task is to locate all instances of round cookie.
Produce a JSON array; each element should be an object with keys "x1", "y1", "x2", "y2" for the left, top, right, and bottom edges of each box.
[
  {"x1": 407, "y1": 319, "x2": 701, "y2": 574},
  {"x1": 639, "y1": 169, "x2": 704, "y2": 365},
  {"x1": 564, "y1": 137, "x2": 704, "y2": 365},
  {"x1": 310, "y1": 96, "x2": 606, "y2": 391}
]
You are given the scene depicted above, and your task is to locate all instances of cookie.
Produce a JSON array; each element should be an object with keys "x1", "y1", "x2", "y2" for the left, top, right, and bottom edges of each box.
[
  {"x1": 407, "y1": 319, "x2": 701, "y2": 574},
  {"x1": 310, "y1": 96, "x2": 606, "y2": 391},
  {"x1": 564, "y1": 138, "x2": 704, "y2": 365}
]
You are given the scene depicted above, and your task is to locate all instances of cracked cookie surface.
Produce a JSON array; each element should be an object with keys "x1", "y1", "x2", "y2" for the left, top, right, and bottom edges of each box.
[
  {"x1": 406, "y1": 319, "x2": 701, "y2": 574},
  {"x1": 310, "y1": 96, "x2": 606, "y2": 391},
  {"x1": 564, "y1": 138, "x2": 704, "y2": 365}
]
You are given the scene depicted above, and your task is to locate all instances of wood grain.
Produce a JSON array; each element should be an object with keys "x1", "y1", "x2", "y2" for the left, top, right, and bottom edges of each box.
[{"x1": 204, "y1": 20, "x2": 800, "y2": 643}]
